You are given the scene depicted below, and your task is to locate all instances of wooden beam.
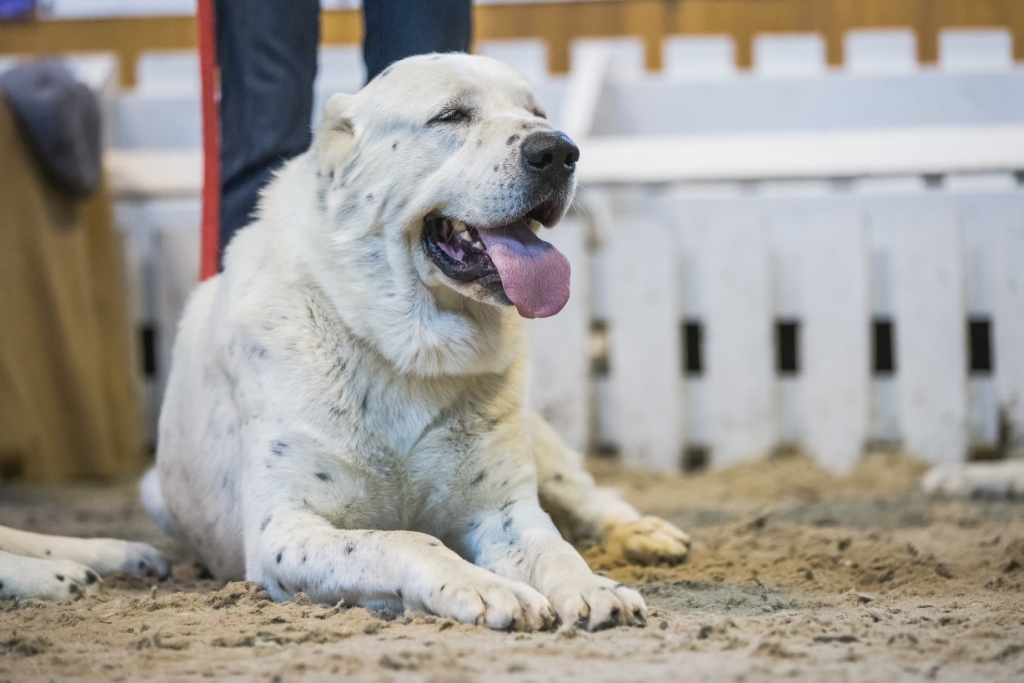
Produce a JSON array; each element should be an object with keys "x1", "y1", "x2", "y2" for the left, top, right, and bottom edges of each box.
[{"x1": 1, "y1": 1, "x2": 1022, "y2": 87}]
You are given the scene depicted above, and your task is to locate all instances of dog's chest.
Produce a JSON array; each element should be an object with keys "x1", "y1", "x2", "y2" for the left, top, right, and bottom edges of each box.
[{"x1": 241, "y1": 287, "x2": 522, "y2": 530}]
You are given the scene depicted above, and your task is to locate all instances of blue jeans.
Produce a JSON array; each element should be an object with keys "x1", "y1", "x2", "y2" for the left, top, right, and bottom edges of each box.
[{"x1": 215, "y1": 0, "x2": 472, "y2": 263}]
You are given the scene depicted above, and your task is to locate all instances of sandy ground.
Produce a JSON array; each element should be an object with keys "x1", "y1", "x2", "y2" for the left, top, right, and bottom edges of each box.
[{"x1": 1, "y1": 452, "x2": 1023, "y2": 682}]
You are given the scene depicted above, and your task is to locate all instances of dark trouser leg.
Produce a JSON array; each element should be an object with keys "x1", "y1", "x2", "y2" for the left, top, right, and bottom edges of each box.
[
  {"x1": 362, "y1": 0, "x2": 473, "y2": 82},
  {"x1": 215, "y1": 0, "x2": 320, "y2": 261}
]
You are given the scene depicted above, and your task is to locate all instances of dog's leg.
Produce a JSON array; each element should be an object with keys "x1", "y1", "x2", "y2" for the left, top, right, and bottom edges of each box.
[
  {"x1": 467, "y1": 499, "x2": 646, "y2": 631},
  {"x1": 530, "y1": 413, "x2": 690, "y2": 565},
  {"x1": 0, "y1": 549, "x2": 101, "y2": 601},
  {"x1": 249, "y1": 506, "x2": 553, "y2": 630},
  {"x1": 0, "y1": 525, "x2": 168, "y2": 578}
]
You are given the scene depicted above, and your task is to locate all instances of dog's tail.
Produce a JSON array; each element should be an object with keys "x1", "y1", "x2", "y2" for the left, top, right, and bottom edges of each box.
[{"x1": 140, "y1": 467, "x2": 177, "y2": 537}]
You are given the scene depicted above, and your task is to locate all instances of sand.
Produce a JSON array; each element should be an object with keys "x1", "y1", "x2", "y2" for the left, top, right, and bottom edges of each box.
[{"x1": 2, "y1": 452, "x2": 1023, "y2": 682}]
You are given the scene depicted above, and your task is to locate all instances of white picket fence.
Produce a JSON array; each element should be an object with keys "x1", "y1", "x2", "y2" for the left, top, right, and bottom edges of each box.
[{"x1": 100, "y1": 29, "x2": 1024, "y2": 471}]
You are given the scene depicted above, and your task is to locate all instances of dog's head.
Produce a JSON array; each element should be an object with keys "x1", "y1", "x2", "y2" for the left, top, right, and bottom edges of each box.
[{"x1": 300, "y1": 53, "x2": 578, "y2": 374}]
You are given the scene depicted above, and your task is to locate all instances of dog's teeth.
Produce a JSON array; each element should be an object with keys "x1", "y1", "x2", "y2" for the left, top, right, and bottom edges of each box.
[
  {"x1": 530, "y1": 219, "x2": 542, "y2": 231},
  {"x1": 459, "y1": 230, "x2": 473, "y2": 242},
  {"x1": 471, "y1": 241, "x2": 483, "y2": 249},
  {"x1": 452, "y1": 220, "x2": 468, "y2": 233}
]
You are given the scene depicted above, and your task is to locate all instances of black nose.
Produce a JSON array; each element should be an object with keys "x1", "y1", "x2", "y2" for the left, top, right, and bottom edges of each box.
[{"x1": 520, "y1": 131, "x2": 579, "y2": 183}]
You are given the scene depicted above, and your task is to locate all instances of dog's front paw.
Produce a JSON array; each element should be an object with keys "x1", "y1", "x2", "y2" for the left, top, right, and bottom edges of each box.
[
  {"x1": 547, "y1": 575, "x2": 646, "y2": 631},
  {"x1": 427, "y1": 571, "x2": 554, "y2": 631},
  {"x1": 603, "y1": 516, "x2": 690, "y2": 566}
]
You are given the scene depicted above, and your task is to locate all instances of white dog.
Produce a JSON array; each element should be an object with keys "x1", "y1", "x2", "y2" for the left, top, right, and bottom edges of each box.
[
  {"x1": 0, "y1": 54, "x2": 688, "y2": 622},
  {"x1": 147, "y1": 53, "x2": 688, "y2": 631}
]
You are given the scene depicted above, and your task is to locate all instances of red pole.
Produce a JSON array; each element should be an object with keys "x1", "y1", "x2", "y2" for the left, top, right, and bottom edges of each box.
[{"x1": 197, "y1": 0, "x2": 221, "y2": 280}]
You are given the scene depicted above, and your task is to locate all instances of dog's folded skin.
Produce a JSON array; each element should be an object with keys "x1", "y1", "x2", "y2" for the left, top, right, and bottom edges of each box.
[{"x1": 151, "y1": 54, "x2": 689, "y2": 631}]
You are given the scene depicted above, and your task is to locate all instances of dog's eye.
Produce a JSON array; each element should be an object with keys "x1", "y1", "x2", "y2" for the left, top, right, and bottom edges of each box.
[{"x1": 431, "y1": 108, "x2": 470, "y2": 124}]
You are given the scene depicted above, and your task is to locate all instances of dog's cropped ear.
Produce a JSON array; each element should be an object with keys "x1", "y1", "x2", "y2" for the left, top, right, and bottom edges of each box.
[{"x1": 317, "y1": 93, "x2": 357, "y2": 175}]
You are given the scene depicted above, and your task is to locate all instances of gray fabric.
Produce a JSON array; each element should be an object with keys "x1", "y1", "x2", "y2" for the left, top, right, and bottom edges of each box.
[{"x1": 0, "y1": 60, "x2": 102, "y2": 198}]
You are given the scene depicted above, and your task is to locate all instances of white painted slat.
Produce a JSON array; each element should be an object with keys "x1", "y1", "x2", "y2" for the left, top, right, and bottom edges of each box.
[
  {"x1": 844, "y1": 29, "x2": 917, "y2": 76},
  {"x1": 576, "y1": 125, "x2": 1024, "y2": 185},
  {"x1": 753, "y1": 34, "x2": 827, "y2": 79},
  {"x1": 606, "y1": 199, "x2": 681, "y2": 472},
  {"x1": 570, "y1": 37, "x2": 646, "y2": 80},
  {"x1": 777, "y1": 377, "x2": 802, "y2": 445},
  {"x1": 892, "y1": 206, "x2": 967, "y2": 464},
  {"x1": 578, "y1": 188, "x2": 616, "y2": 450},
  {"x1": 561, "y1": 42, "x2": 611, "y2": 141},
  {"x1": 861, "y1": 181, "x2": 926, "y2": 450},
  {"x1": 702, "y1": 213, "x2": 776, "y2": 466},
  {"x1": 967, "y1": 376, "x2": 999, "y2": 448},
  {"x1": 771, "y1": 219, "x2": 803, "y2": 445},
  {"x1": 870, "y1": 376, "x2": 900, "y2": 446},
  {"x1": 993, "y1": 208, "x2": 1024, "y2": 457},
  {"x1": 800, "y1": 210, "x2": 871, "y2": 470},
  {"x1": 868, "y1": 248, "x2": 900, "y2": 445},
  {"x1": 684, "y1": 380, "x2": 709, "y2": 447},
  {"x1": 939, "y1": 29, "x2": 1014, "y2": 73},
  {"x1": 528, "y1": 215, "x2": 590, "y2": 452},
  {"x1": 677, "y1": 246, "x2": 709, "y2": 448},
  {"x1": 581, "y1": 187, "x2": 616, "y2": 322},
  {"x1": 960, "y1": 192, "x2": 1009, "y2": 448},
  {"x1": 477, "y1": 39, "x2": 549, "y2": 85},
  {"x1": 662, "y1": 35, "x2": 736, "y2": 81}
]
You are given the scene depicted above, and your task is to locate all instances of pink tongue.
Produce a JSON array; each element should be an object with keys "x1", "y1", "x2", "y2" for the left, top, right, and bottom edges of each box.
[{"x1": 477, "y1": 224, "x2": 570, "y2": 318}]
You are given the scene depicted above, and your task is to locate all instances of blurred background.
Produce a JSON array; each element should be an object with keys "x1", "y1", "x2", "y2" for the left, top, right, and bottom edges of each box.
[{"x1": 1, "y1": 0, "x2": 1022, "y2": 482}]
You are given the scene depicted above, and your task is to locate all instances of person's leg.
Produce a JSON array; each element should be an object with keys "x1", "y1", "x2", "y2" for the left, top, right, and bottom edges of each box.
[
  {"x1": 362, "y1": 0, "x2": 472, "y2": 82},
  {"x1": 215, "y1": 0, "x2": 320, "y2": 262}
]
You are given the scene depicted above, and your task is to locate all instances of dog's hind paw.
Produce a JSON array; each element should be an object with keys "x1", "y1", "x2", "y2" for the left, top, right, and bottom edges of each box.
[
  {"x1": 117, "y1": 541, "x2": 170, "y2": 579},
  {"x1": 63, "y1": 539, "x2": 170, "y2": 579},
  {"x1": 602, "y1": 516, "x2": 690, "y2": 566},
  {"x1": 0, "y1": 553, "x2": 101, "y2": 602}
]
